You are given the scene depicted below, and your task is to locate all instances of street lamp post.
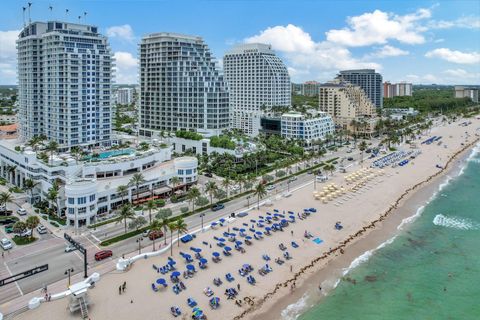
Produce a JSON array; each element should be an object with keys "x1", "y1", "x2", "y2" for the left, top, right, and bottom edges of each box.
[
  {"x1": 247, "y1": 196, "x2": 251, "y2": 207},
  {"x1": 200, "y1": 213, "x2": 205, "y2": 232},
  {"x1": 136, "y1": 237, "x2": 143, "y2": 254},
  {"x1": 64, "y1": 268, "x2": 74, "y2": 288}
]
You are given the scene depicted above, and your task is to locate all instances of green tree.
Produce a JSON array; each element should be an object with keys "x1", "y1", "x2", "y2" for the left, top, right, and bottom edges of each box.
[
  {"x1": 116, "y1": 185, "x2": 129, "y2": 205},
  {"x1": 168, "y1": 222, "x2": 177, "y2": 256},
  {"x1": 187, "y1": 187, "x2": 200, "y2": 212},
  {"x1": 0, "y1": 191, "x2": 14, "y2": 208},
  {"x1": 23, "y1": 179, "x2": 39, "y2": 203},
  {"x1": 205, "y1": 181, "x2": 218, "y2": 205},
  {"x1": 253, "y1": 183, "x2": 267, "y2": 210},
  {"x1": 25, "y1": 215, "x2": 40, "y2": 240},
  {"x1": 156, "y1": 208, "x2": 173, "y2": 245},
  {"x1": 221, "y1": 177, "x2": 231, "y2": 199},
  {"x1": 324, "y1": 163, "x2": 336, "y2": 176},
  {"x1": 144, "y1": 200, "x2": 157, "y2": 225},
  {"x1": 70, "y1": 146, "x2": 83, "y2": 164},
  {"x1": 45, "y1": 141, "x2": 59, "y2": 163},
  {"x1": 170, "y1": 176, "x2": 181, "y2": 192},
  {"x1": 358, "y1": 141, "x2": 368, "y2": 165},
  {"x1": 118, "y1": 204, "x2": 135, "y2": 234},
  {"x1": 150, "y1": 219, "x2": 163, "y2": 251},
  {"x1": 13, "y1": 221, "x2": 27, "y2": 235},
  {"x1": 129, "y1": 173, "x2": 146, "y2": 203},
  {"x1": 46, "y1": 182, "x2": 60, "y2": 216},
  {"x1": 173, "y1": 218, "x2": 188, "y2": 247}
]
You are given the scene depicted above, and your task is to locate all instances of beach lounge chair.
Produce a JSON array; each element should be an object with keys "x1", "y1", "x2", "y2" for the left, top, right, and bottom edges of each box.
[
  {"x1": 170, "y1": 306, "x2": 181, "y2": 317},
  {"x1": 291, "y1": 241, "x2": 299, "y2": 248},
  {"x1": 151, "y1": 283, "x2": 158, "y2": 292},
  {"x1": 225, "y1": 273, "x2": 235, "y2": 282},
  {"x1": 262, "y1": 254, "x2": 271, "y2": 261},
  {"x1": 283, "y1": 251, "x2": 292, "y2": 260},
  {"x1": 213, "y1": 277, "x2": 223, "y2": 286},
  {"x1": 278, "y1": 243, "x2": 287, "y2": 251},
  {"x1": 187, "y1": 298, "x2": 197, "y2": 308},
  {"x1": 204, "y1": 287, "x2": 214, "y2": 297}
]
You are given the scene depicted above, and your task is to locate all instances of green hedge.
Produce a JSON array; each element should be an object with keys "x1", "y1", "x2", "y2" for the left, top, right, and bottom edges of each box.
[
  {"x1": 175, "y1": 131, "x2": 203, "y2": 141},
  {"x1": 50, "y1": 222, "x2": 59, "y2": 228},
  {"x1": 100, "y1": 226, "x2": 149, "y2": 246},
  {"x1": 12, "y1": 236, "x2": 37, "y2": 245},
  {"x1": 88, "y1": 217, "x2": 121, "y2": 229}
]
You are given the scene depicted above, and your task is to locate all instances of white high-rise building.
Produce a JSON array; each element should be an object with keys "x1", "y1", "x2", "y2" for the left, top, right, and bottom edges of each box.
[
  {"x1": 281, "y1": 111, "x2": 335, "y2": 143},
  {"x1": 224, "y1": 43, "x2": 291, "y2": 136},
  {"x1": 117, "y1": 88, "x2": 134, "y2": 105},
  {"x1": 17, "y1": 21, "x2": 113, "y2": 149},
  {"x1": 139, "y1": 33, "x2": 230, "y2": 137}
]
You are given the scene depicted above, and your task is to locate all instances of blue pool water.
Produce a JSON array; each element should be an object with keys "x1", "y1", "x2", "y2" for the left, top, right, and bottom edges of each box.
[{"x1": 84, "y1": 148, "x2": 135, "y2": 160}]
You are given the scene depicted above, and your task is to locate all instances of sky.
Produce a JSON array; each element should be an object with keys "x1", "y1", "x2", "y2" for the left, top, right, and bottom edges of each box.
[{"x1": 0, "y1": 0, "x2": 479, "y2": 85}]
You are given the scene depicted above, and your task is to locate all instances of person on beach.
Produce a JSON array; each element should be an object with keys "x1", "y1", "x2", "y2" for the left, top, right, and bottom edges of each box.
[
  {"x1": 122, "y1": 281, "x2": 126, "y2": 292},
  {"x1": 237, "y1": 283, "x2": 240, "y2": 291},
  {"x1": 119, "y1": 286, "x2": 122, "y2": 295}
]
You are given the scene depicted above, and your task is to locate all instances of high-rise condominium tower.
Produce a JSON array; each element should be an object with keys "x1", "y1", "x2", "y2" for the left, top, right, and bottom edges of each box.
[
  {"x1": 139, "y1": 33, "x2": 229, "y2": 137},
  {"x1": 337, "y1": 69, "x2": 383, "y2": 108},
  {"x1": 17, "y1": 21, "x2": 113, "y2": 149},
  {"x1": 223, "y1": 43, "x2": 291, "y2": 136}
]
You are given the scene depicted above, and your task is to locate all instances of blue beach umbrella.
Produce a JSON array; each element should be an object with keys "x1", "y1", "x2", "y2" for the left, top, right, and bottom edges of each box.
[
  {"x1": 255, "y1": 231, "x2": 263, "y2": 235},
  {"x1": 218, "y1": 238, "x2": 226, "y2": 242},
  {"x1": 245, "y1": 236, "x2": 252, "y2": 240},
  {"x1": 168, "y1": 260, "x2": 176, "y2": 266},
  {"x1": 156, "y1": 278, "x2": 166, "y2": 285},
  {"x1": 212, "y1": 252, "x2": 220, "y2": 257},
  {"x1": 171, "y1": 271, "x2": 181, "y2": 278},
  {"x1": 235, "y1": 240, "x2": 243, "y2": 245},
  {"x1": 224, "y1": 246, "x2": 232, "y2": 251},
  {"x1": 199, "y1": 258, "x2": 208, "y2": 264},
  {"x1": 186, "y1": 264, "x2": 195, "y2": 271}
]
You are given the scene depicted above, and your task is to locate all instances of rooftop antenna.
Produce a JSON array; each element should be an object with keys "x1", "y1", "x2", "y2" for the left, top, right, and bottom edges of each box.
[
  {"x1": 28, "y1": 2, "x2": 32, "y2": 24},
  {"x1": 22, "y1": 6, "x2": 26, "y2": 27}
]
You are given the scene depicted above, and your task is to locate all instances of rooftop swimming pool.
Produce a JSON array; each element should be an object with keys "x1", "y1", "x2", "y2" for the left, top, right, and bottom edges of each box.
[{"x1": 84, "y1": 148, "x2": 135, "y2": 161}]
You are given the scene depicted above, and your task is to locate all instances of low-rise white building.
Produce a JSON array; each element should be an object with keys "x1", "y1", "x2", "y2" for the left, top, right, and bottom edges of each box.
[
  {"x1": 281, "y1": 111, "x2": 335, "y2": 143},
  {"x1": 0, "y1": 139, "x2": 197, "y2": 227},
  {"x1": 170, "y1": 136, "x2": 257, "y2": 158}
]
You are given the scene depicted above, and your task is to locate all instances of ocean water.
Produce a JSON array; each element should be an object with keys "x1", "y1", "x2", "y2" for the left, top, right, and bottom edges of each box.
[{"x1": 297, "y1": 145, "x2": 480, "y2": 320}]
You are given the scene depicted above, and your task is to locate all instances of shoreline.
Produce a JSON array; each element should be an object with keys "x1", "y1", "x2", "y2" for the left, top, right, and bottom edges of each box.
[{"x1": 241, "y1": 137, "x2": 480, "y2": 320}]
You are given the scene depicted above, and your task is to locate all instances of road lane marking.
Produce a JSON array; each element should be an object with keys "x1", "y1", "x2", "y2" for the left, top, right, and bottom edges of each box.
[
  {"x1": 4, "y1": 262, "x2": 23, "y2": 296},
  {"x1": 90, "y1": 234, "x2": 101, "y2": 243},
  {"x1": 83, "y1": 234, "x2": 101, "y2": 250}
]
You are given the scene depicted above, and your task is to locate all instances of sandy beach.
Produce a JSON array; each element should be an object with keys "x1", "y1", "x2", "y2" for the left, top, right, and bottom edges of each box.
[{"x1": 14, "y1": 117, "x2": 480, "y2": 320}]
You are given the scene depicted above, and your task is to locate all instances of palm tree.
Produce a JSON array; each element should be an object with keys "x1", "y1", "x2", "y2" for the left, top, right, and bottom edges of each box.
[
  {"x1": 6, "y1": 165, "x2": 17, "y2": 184},
  {"x1": 187, "y1": 187, "x2": 200, "y2": 213},
  {"x1": 116, "y1": 185, "x2": 129, "y2": 205},
  {"x1": 45, "y1": 141, "x2": 59, "y2": 163},
  {"x1": 25, "y1": 215, "x2": 40, "y2": 240},
  {"x1": 205, "y1": 181, "x2": 218, "y2": 205},
  {"x1": 0, "y1": 191, "x2": 14, "y2": 209},
  {"x1": 26, "y1": 136, "x2": 42, "y2": 152},
  {"x1": 118, "y1": 203, "x2": 135, "y2": 234},
  {"x1": 236, "y1": 175, "x2": 246, "y2": 194},
  {"x1": 222, "y1": 177, "x2": 231, "y2": 199},
  {"x1": 168, "y1": 222, "x2": 177, "y2": 256},
  {"x1": 156, "y1": 208, "x2": 173, "y2": 245},
  {"x1": 324, "y1": 163, "x2": 336, "y2": 176},
  {"x1": 47, "y1": 182, "x2": 60, "y2": 216},
  {"x1": 129, "y1": 173, "x2": 145, "y2": 203},
  {"x1": 23, "y1": 179, "x2": 39, "y2": 204},
  {"x1": 358, "y1": 141, "x2": 368, "y2": 166},
  {"x1": 70, "y1": 146, "x2": 83, "y2": 164},
  {"x1": 149, "y1": 219, "x2": 163, "y2": 251},
  {"x1": 144, "y1": 200, "x2": 157, "y2": 225},
  {"x1": 170, "y1": 176, "x2": 181, "y2": 194},
  {"x1": 253, "y1": 183, "x2": 267, "y2": 210},
  {"x1": 173, "y1": 218, "x2": 188, "y2": 247}
]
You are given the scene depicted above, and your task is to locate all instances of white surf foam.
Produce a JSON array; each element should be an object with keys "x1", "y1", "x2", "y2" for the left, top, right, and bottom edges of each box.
[
  {"x1": 281, "y1": 292, "x2": 311, "y2": 320},
  {"x1": 433, "y1": 214, "x2": 480, "y2": 230},
  {"x1": 398, "y1": 206, "x2": 425, "y2": 230}
]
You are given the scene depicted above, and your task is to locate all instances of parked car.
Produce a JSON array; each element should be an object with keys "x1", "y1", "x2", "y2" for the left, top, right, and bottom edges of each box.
[
  {"x1": 36, "y1": 225, "x2": 47, "y2": 234},
  {"x1": 236, "y1": 212, "x2": 248, "y2": 218},
  {"x1": 180, "y1": 234, "x2": 194, "y2": 243},
  {"x1": 346, "y1": 149, "x2": 353, "y2": 153},
  {"x1": 347, "y1": 157, "x2": 354, "y2": 161},
  {"x1": 94, "y1": 250, "x2": 113, "y2": 261},
  {"x1": 1, "y1": 238, "x2": 13, "y2": 250},
  {"x1": 17, "y1": 208, "x2": 27, "y2": 216},
  {"x1": 65, "y1": 244, "x2": 77, "y2": 253},
  {"x1": 211, "y1": 203, "x2": 225, "y2": 211},
  {"x1": 0, "y1": 209, "x2": 13, "y2": 216},
  {"x1": 366, "y1": 149, "x2": 372, "y2": 153},
  {"x1": 142, "y1": 229, "x2": 151, "y2": 237},
  {"x1": 288, "y1": 177, "x2": 297, "y2": 182},
  {"x1": 19, "y1": 229, "x2": 32, "y2": 237},
  {"x1": 204, "y1": 172, "x2": 213, "y2": 178},
  {"x1": 266, "y1": 185, "x2": 276, "y2": 191},
  {"x1": 0, "y1": 217, "x2": 18, "y2": 225},
  {"x1": 4, "y1": 224, "x2": 14, "y2": 233},
  {"x1": 148, "y1": 230, "x2": 164, "y2": 241}
]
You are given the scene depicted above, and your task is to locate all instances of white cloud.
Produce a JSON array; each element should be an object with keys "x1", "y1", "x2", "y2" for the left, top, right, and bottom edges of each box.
[
  {"x1": 425, "y1": 48, "x2": 480, "y2": 64},
  {"x1": 443, "y1": 69, "x2": 480, "y2": 80},
  {"x1": 0, "y1": 30, "x2": 20, "y2": 84},
  {"x1": 244, "y1": 24, "x2": 380, "y2": 82},
  {"x1": 428, "y1": 16, "x2": 480, "y2": 29},
  {"x1": 245, "y1": 24, "x2": 315, "y2": 53},
  {"x1": 433, "y1": 38, "x2": 445, "y2": 43},
  {"x1": 113, "y1": 52, "x2": 138, "y2": 84},
  {"x1": 106, "y1": 24, "x2": 135, "y2": 41},
  {"x1": 325, "y1": 9, "x2": 430, "y2": 47},
  {"x1": 372, "y1": 45, "x2": 409, "y2": 58}
]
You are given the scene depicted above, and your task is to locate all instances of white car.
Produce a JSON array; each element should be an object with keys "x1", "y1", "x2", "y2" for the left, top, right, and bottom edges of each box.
[
  {"x1": 65, "y1": 244, "x2": 77, "y2": 253},
  {"x1": 1, "y1": 238, "x2": 13, "y2": 250},
  {"x1": 17, "y1": 208, "x2": 27, "y2": 216},
  {"x1": 266, "y1": 185, "x2": 276, "y2": 191},
  {"x1": 142, "y1": 229, "x2": 151, "y2": 237},
  {"x1": 19, "y1": 229, "x2": 32, "y2": 237},
  {"x1": 36, "y1": 225, "x2": 47, "y2": 234}
]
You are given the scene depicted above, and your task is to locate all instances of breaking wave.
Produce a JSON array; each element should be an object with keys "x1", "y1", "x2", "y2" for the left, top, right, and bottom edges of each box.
[{"x1": 433, "y1": 214, "x2": 480, "y2": 230}]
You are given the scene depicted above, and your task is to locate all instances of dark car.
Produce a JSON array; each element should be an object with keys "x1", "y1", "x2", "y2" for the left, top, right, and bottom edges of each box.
[
  {"x1": 366, "y1": 149, "x2": 372, "y2": 153},
  {"x1": 347, "y1": 157, "x2": 354, "y2": 161},
  {"x1": 148, "y1": 230, "x2": 164, "y2": 241},
  {"x1": 0, "y1": 217, "x2": 18, "y2": 225},
  {"x1": 236, "y1": 212, "x2": 248, "y2": 218},
  {"x1": 211, "y1": 203, "x2": 225, "y2": 211},
  {"x1": 4, "y1": 224, "x2": 14, "y2": 233},
  {"x1": 94, "y1": 250, "x2": 113, "y2": 261},
  {"x1": 204, "y1": 172, "x2": 213, "y2": 178},
  {"x1": 180, "y1": 234, "x2": 195, "y2": 243}
]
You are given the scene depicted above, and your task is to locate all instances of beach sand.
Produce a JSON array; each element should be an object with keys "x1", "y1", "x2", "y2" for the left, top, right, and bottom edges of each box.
[{"x1": 14, "y1": 117, "x2": 480, "y2": 320}]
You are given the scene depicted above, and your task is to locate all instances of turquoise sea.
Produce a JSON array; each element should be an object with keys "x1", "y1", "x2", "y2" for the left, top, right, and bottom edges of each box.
[{"x1": 298, "y1": 144, "x2": 480, "y2": 320}]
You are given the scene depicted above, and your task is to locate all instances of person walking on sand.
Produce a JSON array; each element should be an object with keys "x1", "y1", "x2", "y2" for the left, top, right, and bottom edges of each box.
[
  {"x1": 237, "y1": 283, "x2": 240, "y2": 291},
  {"x1": 291, "y1": 230, "x2": 293, "y2": 236},
  {"x1": 122, "y1": 281, "x2": 126, "y2": 292},
  {"x1": 119, "y1": 286, "x2": 122, "y2": 295}
]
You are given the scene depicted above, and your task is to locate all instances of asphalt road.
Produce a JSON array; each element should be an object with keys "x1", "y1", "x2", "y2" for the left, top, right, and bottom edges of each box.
[{"x1": 0, "y1": 143, "x2": 365, "y2": 304}]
